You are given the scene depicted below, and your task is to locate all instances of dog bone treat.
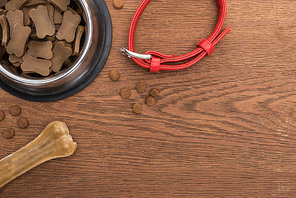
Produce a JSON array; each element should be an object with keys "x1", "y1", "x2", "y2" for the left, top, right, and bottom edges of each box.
[
  {"x1": 120, "y1": 88, "x2": 131, "y2": 99},
  {"x1": 0, "y1": 121, "x2": 77, "y2": 188},
  {"x1": 53, "y1": 8, "x2": 62, "y2": 24},
  {"x1": 12, "y1": 62, "x2": 21, "y2": 67},
  {"x1": 109, "y1": 70, "x2": 120, "y2": 81},
  {"x1": 145, "y1": 96, "x2": 157, "y2": 106},
  {"x1": 24, "y1": 0, "x2": 47, "y2": 7},
  {"x1": 73, "y1": 25, "x2": 84, "y2": 56},
  {"x1": 0, "y1": 15, "x2": 9, "y2": 46},
  {"x1": 6, "y1": 23, "x2": 31, "y2": 57},
  {"x1": 21, "y1": 54, "x2": 51, "y2": 76},
  {"x1": 135, "y1": 82, "x2": 146, "y2": 94},
  {"x1": 51, "y1": 41, "x2": 72, "y2": 72},
  {"x1": 113, "y1": 0, "x2": 124, "y2": 9},
  {"x1": 9, "y1": 105, "x2": 21, "y2": 116},
  {"x1": 150, "y1": 88, "x2": 160, "y2": 98},
  {"x1": 0, "y1": 0, "x2": 7, "y2": 7},
  {"x1": 22, "y1": 7, "x2": 31, "y2": 25},
  {"x1": 6, "y1": 10, "x2": 23, "y2": 36},
  {"x1": 0, "y1": 110, "x2": 5, "y2": 121},
  {"x1": 29, "y1": 5, "x2": 55, "y2": 39},
  {"x1": 9, "y1": 54, "x2": 22, "y2": 64},
  {"x1": 27, "y1": 40, "x2": 53, "y2": 59},
  {"x1": 44, "y1": 35, "x2": 55, "y2": 41},
  {"x1": 48, "y1": 0, "x2": 70, "y2": 12},
  {"x1": 56, "y1": 10, "x2": 81, "y2": 42},
  {"x1": 2, "y1": 128, "x2": 15, "y2": 139},
  {"x1": 132, "y1": 103, "x2": 143, "y2": 114},
  {"x1": 17, "y1": 117, "x2": 29, "y2": 129},
  {"x1": 5, "y1": 0, "x2": 27, "y2": 11},
  {"x1": 45, "y1": 4, "x2": 54, "y2": 24}
]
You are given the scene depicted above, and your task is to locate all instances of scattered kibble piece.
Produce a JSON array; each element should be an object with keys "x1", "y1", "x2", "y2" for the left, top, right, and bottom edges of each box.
[
  {"x1": 9, "y1": 105, "x2": 21, "y2": 116},
  {"x1": 3, "y1": 128, "x2": 15, "y2": 139},
  {"x1": 132, "y1": 103, "x2": 143, "y2": 114},
  {"x1": 0, "y1": 110, "x2": 5, "y2": 121},
  {"x1": 113, "y1": 0, "x2": 124, "y2": 9},
  {"x1": 17, "y1": 117, "x2": 29, "y2": 129},
  {"x1": 109, "y1": 70, "x2": 120, "y2": 81},
  {"x1": 146, "y1": 96, "x2": 157, "y2": 106},
  {"x1": 150, "y1": 88, "x2": 160, "y2": 98},
  {"x1": 135, "y1": 82, "x2": 146, "y2": 94},
  {"x1": 120, "y1": 88, "x2": 131, "y2": 99}
]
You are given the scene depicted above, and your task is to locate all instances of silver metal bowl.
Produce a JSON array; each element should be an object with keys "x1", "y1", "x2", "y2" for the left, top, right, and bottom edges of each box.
[{"x1": 0, "y1": 0, "x2": 112, "y2": 101}]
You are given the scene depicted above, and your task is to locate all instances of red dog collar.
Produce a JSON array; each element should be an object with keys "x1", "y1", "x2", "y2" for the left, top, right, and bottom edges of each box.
[{"x1": 121, "y1": 0, "x2": 231, "y2": 73}]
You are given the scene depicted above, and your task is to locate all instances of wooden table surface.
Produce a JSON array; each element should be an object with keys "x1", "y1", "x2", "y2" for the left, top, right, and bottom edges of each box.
[{"x1": 1, "y1": 0, "x2": 296, "y2": 197}]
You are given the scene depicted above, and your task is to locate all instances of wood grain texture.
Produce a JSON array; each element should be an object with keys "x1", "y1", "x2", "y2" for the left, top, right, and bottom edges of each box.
[{"x1": 1, "y1": 0, "x2": 296, "y2": 197}]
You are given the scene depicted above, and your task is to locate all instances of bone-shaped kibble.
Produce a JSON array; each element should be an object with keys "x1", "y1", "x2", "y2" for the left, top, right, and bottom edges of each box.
[
  {"x1": 5, "y1": 0, "x2": 28, "y2": 11},
  {"x1": 0, "y1": 121, "x2": 77, "y2": 188},
  {"x1": 21, "y1": 54, "x2": 51, "y2": 76},
  {"x1": 24, "y1": 0, "x2": 47, "y2": 7},
  {"x1": 29, "y1": 5, "x2": 55, "y2": 39},
  {"x1": 22, "y1": 7, "x2": 31, "y2": 26},
  {"x1": 73, "y1": 25, "x2": 84, "y2": 56},
  {"x1": 0, "y1": 15, "x2": 9, "y2": 46},
  {"x1": 48, "y1": 0, "x2": 70, "y2": 12},
  {"x1": 27, "y1": 40, "x2": 53, "y2": 59},
  {"x1": 51, "y1": 41, "x2": 72, "y2": 72},
  {"x1": 6, "y1": 10, "x2": 23, "y2": 36},
  {"x1": 53, "y1": 7, "x2": 62, "y2": 24},
  {"x1": 0, "y1": 0, "x2": 7, "y2": 7},
  {"x1": 9, "y1": 54, "x2": 23, "y2": 64},
  {"x1": 56, "y1": 10, "x2": 81, "y2": 43},
  {"x1": 6, "y1": 23, "x2": 31, "y2": 57},
  {"x1": 45, "y1": 4, "x2": 54, "y2": 24}
]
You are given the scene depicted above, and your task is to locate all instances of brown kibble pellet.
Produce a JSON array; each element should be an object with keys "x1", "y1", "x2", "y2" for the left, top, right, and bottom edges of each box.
[
  {"x1": 135, "y1": 82, "x2": 146, "y2": 94},
  {"x1": 132, "y1": 103, "x2": 143, "y2": 114},
  {"x1": 0, "y1": 110, "x2": 5, "y2": 121},
  {"x1": 17, "y1": 117, "x2": 29, "y2": 129},
  {"x1": 3, "y1": 128, "x2": 15, "y2": 139},
  {"x1": 109, "y1": 70, "x2": 120, "y2": 81},
  {"x1": 146, "y1": 96, "x2": 157, "y2": 106},
  {"x1": 120, "y1": 88, "x2": 131, "y2": 99},
  {"x1": 9, "y1": 105, "x2": 21, "y2": 116},
  {"x1": 150, "y1": 88, "x2": 160, "y2": 98},
  {"x1": 113, "y1": 0, "x2": 124, "y2": 9}
]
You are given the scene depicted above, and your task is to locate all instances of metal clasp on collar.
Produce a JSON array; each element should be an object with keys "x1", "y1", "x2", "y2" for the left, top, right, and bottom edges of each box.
[{"x1": 120, "y1": 47, "x2": 152, "y2": 60}]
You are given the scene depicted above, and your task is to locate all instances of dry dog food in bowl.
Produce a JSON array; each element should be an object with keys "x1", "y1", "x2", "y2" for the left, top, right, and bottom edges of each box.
[
  {"x1": 0, "y1": 0, "x2": 112, "y2": 101},
  {"x1": 1, "y1": 1, "x2": 85, "y2": 77}
]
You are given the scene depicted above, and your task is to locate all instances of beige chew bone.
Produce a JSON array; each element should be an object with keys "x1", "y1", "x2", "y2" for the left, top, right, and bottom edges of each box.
[
  {"x1": 56, "y1": 10, "x2": 81, "y2": 43},
  {"x1": 27, "y1": 40, "x2": 53, "y2": 59},
  {"x1": 73, "y1": 25, "x2": 84, "y2": 56},
  {"x1": 21, "y1": 54, "x2": 51, "y2": 76},
  {"x1": 0, "y1": 121, "x2": 77, "y2": 189},
  {"x1": 6, "y1": 10, "x2": 23, "y2": 36},
  {"x1": 48, "y1": 0, "x2": 70, "y2": 12},
  {"x1": 6, "y1": 23, "x2": 31, "y2": 57},
  {"x1": 51, "y1": 41, "x2": 72, "y2": 72},
  {"x1": 5, "y1": 0, "x2": 28, "y2": 11},
  {"x1": 29, "y1": 5, "x2": 55, "y2": 39},
  {"x1": 0, "y1": 15, "x2": 9, "y2": 46}
]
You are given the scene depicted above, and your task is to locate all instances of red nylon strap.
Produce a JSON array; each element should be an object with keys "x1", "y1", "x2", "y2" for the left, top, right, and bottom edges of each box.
[{"x1": 127, "y1": 0, "x2": 231, "y2": 72}]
